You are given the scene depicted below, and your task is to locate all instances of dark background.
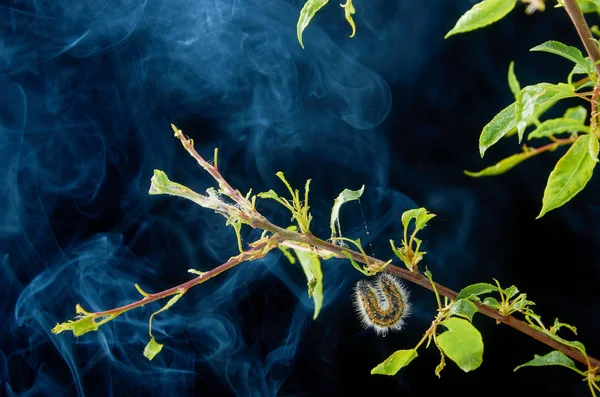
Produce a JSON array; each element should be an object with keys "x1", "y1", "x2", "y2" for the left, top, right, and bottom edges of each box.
[{"x1": 2, "y1": 1, "x2": 600, "y2": 396}]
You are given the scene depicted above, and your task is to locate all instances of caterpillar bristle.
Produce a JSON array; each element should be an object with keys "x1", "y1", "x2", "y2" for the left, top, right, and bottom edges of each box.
[{"x1": 353, "y1": 273, "x2": 411, "y2": 336}]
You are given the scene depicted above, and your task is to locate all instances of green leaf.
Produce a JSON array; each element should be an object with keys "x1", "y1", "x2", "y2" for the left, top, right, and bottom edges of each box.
[
  {"x1": 278, "y1": 245, "x2": 297, "y2": 264},
  {"x1": 568, "y1": 58, "x2": 595, "y2": 83},
  {"x1": 516, "y1": 83, "x2": 576, "y2": 142},
  {"x1": 435, "y1": 354, "x2": 446, "y2": 378},
  {"x1": 508, "y1": 61, "x2": 520, "y2": 97},
  {"x1": 527, "y1": 118, "x2": 590, "y2": 140},
  {"x1": 483, "y1": 296, "x2": 500, "y2": 309},
  {"x1": 297, "y1": 0, "x2": 329, "y2": 49},
  {"x1": 371, "y1": 349, "x2": 419, "y2": 375},
  {"x1": 530, "y1": 41, "x2": 587, "y2": 69},
  {"x1": 564, "y1": 106, "x2": 587, "y2": 124},
  {"x1": 148, "y1": 169, "x2": 172, "y2": 194},
  {"x1": 551, "y1": 318, "x2": 578, "y2": 336},
  {"x1": 415, "y1": 209, "x2": 436, "y2": 231},
  {"x1": 293, "y1": 248, "x2": 324, "y2": 320},
  {"x1": 341, "y1": 249, "x2": 373, "y2": 276},
  {"x1": 528, "y1": 325, "x2": 588, "y2": 356},
  {"x1": 401, "y1": 208, "x2": 436, "y2": 234},
  {"x1": 275, "y1": 171, "x2": 296, "y2": 200},
  {"x1": 330, "y1": 185, "x2": 365, "y2": 240},
  {"x1": 464, "y1": 151, "x2": 537, "y2": 177},
  {"x1": 72, "y1": 317, "x2": 99, "y2": 337},
  {"x1": 143, "y1": 337, "x2": 164, "y2": 361},
  {"x1": 149, "y1": 170, "x2": 219, "y2": 210},
  {"x1": 514, "y1": 350, "x2": 580, "y2": 373},
  {"x1": 503, "y1": 285, "x2": 519, "y2": 300},
  {"x1": 556, "y1": 0, "x2": 600, "y2": 14},
  {"x1": 538, "y1": 133, "x2": 598, "y2": 218},
  {"x1": 340, "y1": 0, "x2": 356, "y2": 38},
  {"x1": 258, "y1": 188, "x2": 295, "y2": 212},
  {"x1": 257, "y1": 190, "x2": 279, "y2": 200},
  {"x1": 479, "y1": 103, "x2": 517, "y2": 157},
  {"x1": 450, "y1": 299, "x2": 479, "y2": 322},
  {"x1": 509, "y1": 294, "x2": 535, "y2": 312},
  {"x1": 456, "y1": 283, "x2": 499, "y2": 300},
  {"x1": 390, "y1": 239, "x2": 410, "y2": 266},
  {"x1": 578, "y1": 0, "x2": 600, "y2": 14},
  {"x1": 445, "y1": 0, "x2": 517, "y2": 39},
  {"x1": 52, "y1": 316, "x2": 99, "y2": 337},
  {"x1": 589, "y1": 132, "x2": 599, "y2": 162},
  {"x1": 437, "y1": 317, "x2": 484, "y2": 373}
]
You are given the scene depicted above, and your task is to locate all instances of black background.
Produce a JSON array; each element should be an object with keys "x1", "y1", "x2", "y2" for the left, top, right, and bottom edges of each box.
[{"x1": 1, "y1": 1, "x2": 600, "y2": 396}]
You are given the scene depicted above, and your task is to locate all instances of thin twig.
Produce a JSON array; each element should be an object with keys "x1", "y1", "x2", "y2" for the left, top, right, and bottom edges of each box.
[{"x1": 92, "y1": 237, "x2": 276, "y2": 317}]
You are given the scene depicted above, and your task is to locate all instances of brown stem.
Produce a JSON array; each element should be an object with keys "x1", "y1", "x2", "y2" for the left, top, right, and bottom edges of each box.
[
  {"x1": 93, "y1": 237, "x2": 275, "y2": 317},
  {"x1": 563, "y1": 0, "x2": 600, "y2": 77},
  {"x1": 528, "y1": 135, "x2": 578, "y2": 154},
  {"x1": 171, "y1": 124, "x2": 257, "y2": 214}
]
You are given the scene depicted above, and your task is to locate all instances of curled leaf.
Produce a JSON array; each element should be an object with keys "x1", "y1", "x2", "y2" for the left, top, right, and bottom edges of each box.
[
  {"x1": 330, "y1": 185, "x2": 365, "y2": 241},
  {"x1": 589, "y1": 133, "x2": 599, "y2": 162},
  {"x1": 341, "y1": 250, "x2": 370, "y2": 275},
  {"x1": 52, "y1": 316, "x2": 99, "y2": 337},
  {"x1": 435, "y1": 353, "x2": 446, "y2": 378},
  {"x1": 465, "y1": 151, "x2": 536, "y2": 177},
  {"x1": 278, "y1": 246, "x2": 297, "y2": 264},
  {"x1": 143, "y1": 337, "x2": 164, "y2": 361},
  {"x1": 340, "y1": 0, "x2": 356, "y2": 38},
  {"x1": 149, "y1": 170, "x2": 222, "y2": 210},
  {"x1": 297, "y1": 0, "x2": 329, "y2": 49},
  {"x1": 508, "y1": 61, "x2": 520, "y2": 97},
  {"x1": 401, "y1": 208, "x2": 436, "y2": 233},
  {"x1": 293, "y1": 247, "x2": 324, "y2": 320}
]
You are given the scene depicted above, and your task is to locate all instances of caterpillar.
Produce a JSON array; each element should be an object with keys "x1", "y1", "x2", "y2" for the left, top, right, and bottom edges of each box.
[{"x1": 353, "y1": 273, "x2": 411, "y2": 336}]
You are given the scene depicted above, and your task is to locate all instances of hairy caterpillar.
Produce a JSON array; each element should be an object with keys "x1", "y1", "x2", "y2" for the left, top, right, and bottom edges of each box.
[{"x1": 353, "y1": 273, "x2": 411, "y2": 336}]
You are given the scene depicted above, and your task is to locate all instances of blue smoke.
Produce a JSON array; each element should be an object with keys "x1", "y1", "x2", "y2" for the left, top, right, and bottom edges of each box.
[
  {"x1": 0, "y1": 0, "x2": 443, "y2": 395},
  {"x1": 8, "y1": 0, "x2": 594, "y2": 395}
]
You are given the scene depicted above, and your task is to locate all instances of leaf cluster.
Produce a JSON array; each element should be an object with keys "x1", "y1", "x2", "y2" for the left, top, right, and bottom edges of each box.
[
  {"x1": 296, "y1": 0, "x2": 356, "y2": 48},
  {"x1": 372, "y1": 270, "x2": 483, "y2": 377},
  {"x1": 448, "y1": 1, "x2": 600, "y2": 217},
  {"x1": 390, "y1": 208, "x2": 435, "y2": 272}
]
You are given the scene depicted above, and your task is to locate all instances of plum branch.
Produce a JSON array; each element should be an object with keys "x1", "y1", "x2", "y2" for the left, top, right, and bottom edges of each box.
[{"x1": 52, "y1": 125, "x2": 599, "y2": 374}]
